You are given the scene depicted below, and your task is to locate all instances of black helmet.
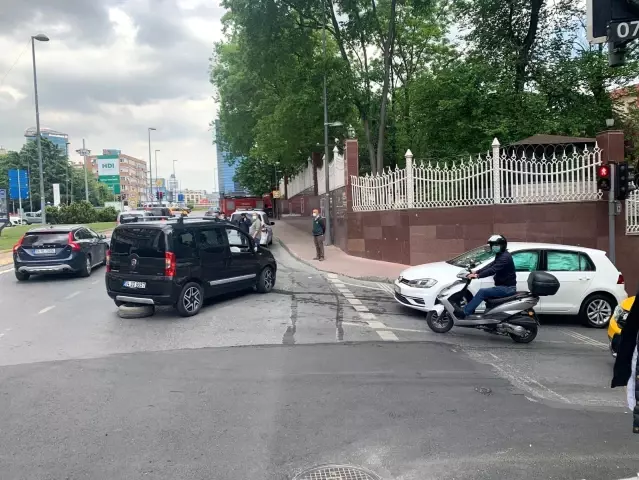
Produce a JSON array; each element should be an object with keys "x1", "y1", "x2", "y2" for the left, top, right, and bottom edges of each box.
[{"x1": 487, "y1": 234, "x2": 507, "y2": 253}]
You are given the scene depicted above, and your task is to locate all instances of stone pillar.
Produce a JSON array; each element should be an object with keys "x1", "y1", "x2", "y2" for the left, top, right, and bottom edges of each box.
[
  {"x1": 597, "y1": 130, "x2": 625, "y2": 164},
  {"x1": 344, "y1": 139, "x2": 359, "y2": 213}
]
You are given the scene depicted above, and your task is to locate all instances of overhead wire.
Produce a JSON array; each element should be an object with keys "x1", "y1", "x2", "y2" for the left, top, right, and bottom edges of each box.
[{"x1": 0, "y1": 39, "x2": 31, "y2": 89}]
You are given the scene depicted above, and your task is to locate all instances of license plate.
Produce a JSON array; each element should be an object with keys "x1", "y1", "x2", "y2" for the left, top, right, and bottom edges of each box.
[
  {"x1": 123, "y1": 281, "x2": 146, "y2": 289},
  {"x1": 394, "y1": 284, "x2": 401, "y2": 294},
  {"x1": 34, "y1": 249, "x2": 56, "y2": 255}
]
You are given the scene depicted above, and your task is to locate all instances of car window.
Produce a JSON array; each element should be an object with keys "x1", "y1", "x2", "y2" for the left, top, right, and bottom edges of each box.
[
  {"x1": 111, "y1": 228, "x2": 165, "y2": 258},
  {"x1": 173, "y1": 230, "x2": 197, "y2": 259},
  {"x1": 86, "y1": 228, "x2": 99, "y2": 238},
  {"x1": 512, "y1": 251, "x2": 539, "y2": 272},
  {"x1": 22, "y1": 232, "x2": 69, "y2": 246},
  {"x1": 447, "y1": 245, "x2": 495, "y2": 267},
  {"x1": 198, "y1": 228, "x2": 227, "y2": 250},
  {"x1": 225, "y1": 227, "x2": 251, "y2": 251},
  {"x1": 579, "y1": 254, "x2": 596, "y2": 271},
  {"x1": 75, "y1": 229, "x2": 92, "y2": 240},
  {"x1": 546, "y1": 251, "x2": 581, "y2": 272}
]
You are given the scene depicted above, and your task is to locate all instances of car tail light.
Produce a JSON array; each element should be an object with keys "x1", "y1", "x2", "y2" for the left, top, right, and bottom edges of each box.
[
  {"x1": 165, "y1": 252, "x2": 176, "y2": 277},
  {"x1": 106, "y1": 249, "x2": 111, "y2": 272},
  {"x1": 68, "y1": 232, "x2": 81, "y2": 252},
  {"x1": 617, "y1": 273, "x2": 625, "y2": 285},
  {"x1": 12, "y1": 235, "x2": 24, "y2": 253}
]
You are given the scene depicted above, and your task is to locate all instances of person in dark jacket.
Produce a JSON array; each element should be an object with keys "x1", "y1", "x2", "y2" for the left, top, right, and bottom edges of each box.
[
  {"x1": 236, "y1": 213, "x2": 250, "y2": 246},
  {"x1": 311, "y1": 209, "x2": 326, "y2": 261},
  {"x1": 611, "y1": 290, "x2": 639, "y2": 434},
  {"x1": 458, "y1": 234, "x2": 516, "y2": 318}
]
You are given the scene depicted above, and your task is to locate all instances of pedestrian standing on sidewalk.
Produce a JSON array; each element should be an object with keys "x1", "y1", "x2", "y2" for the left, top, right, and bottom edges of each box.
[
  {"x1": 237, "y1": 212, "x2": 250, "y2": 246},
  {"x1": 312, "y1": 208, "x2": 326, "y2": 261},
  {"x1": 249, "y1": 213, "x2": 262, "y2": 246}
]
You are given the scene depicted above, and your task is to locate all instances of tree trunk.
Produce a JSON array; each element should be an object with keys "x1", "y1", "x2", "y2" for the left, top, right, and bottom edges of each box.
[
  {"x1": 363, "y1": 117, "x2": 376, "y2": 173},
  {"x1": 514, "y1": 0, "x2": 543, "y2": 92},
  {"x1": 375, "y1": 0, "x2": 398, "y2": 174}
]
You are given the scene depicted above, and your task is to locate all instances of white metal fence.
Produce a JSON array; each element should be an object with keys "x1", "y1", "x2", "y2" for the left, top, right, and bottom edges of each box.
[
  {"x1": 351, "y1": 139, "x2": 603, "y2": 212},
  {"x1": 281, "y1": 146, "x2": 345, "y2": 198},
  {"x1": 626, "y1": 191, "x2": 639, "y2": 235}
]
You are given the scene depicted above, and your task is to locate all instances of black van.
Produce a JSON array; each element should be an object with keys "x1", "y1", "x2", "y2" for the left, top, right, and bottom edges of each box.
[{"x1": 105, "y1": 218, "x2": 277, "y2": 316}]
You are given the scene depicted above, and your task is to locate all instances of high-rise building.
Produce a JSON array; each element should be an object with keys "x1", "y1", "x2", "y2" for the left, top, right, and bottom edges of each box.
[
  {"x1": 214, "y1": 120, "x2": 248, "y2": 195},
  {"x1": 24, "y1": 127, "x2": 69, "y2": 153},
  {"x1": 85, "y1": 150, "x2": 148, "y2": 205}
]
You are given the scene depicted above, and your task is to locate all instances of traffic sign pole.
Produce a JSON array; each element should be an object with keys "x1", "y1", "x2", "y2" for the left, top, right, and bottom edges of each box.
[{"x1": 17, "y1": 169, "x2": 23, "y2": 216}]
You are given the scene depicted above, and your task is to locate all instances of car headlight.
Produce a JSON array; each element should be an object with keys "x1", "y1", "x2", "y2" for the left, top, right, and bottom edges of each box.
[
  {"x1": 613, "y1": 306, "x2": 629, "y2": 328},
  {"x1": 407, "y1": 278, "x2": 438, "y2": 288}
]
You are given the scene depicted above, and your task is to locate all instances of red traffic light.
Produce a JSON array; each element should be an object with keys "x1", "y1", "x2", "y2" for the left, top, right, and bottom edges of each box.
[{"x1": 598, "y1": 165, "x2": 609, "y2": 177}]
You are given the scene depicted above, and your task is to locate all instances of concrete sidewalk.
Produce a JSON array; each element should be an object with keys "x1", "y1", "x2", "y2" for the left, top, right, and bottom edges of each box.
[{"x1": 274, "y1": 216, "x2": 408, "y2": 282}]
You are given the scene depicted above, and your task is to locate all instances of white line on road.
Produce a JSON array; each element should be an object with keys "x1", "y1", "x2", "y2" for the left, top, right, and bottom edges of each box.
[
  {"x1": 0, "y1": 268, "x2": 13, "y2": 275},
  {"x1": 65, "y1": 291, "x2": 81, "y2": 300},
  {"x1": 91, "y1": 280, "x2": 100, "y2": 285},
  {"x1": 366, "y1": 320, "x2": 387, "y2": 329},
  {"x1": 38, "y1": 305, "x2": 56, "y2": 315},
  {"x1": 327, "y1": 273, "x2": 338, "y2": 279},
  {"x1": 338, "y1": 280, "x2": 387, "y2": 291},
  {"x1": 377, "y1": 330, "x2": 399, "y2": 341},
  {"x1": 563, "y1": 330, "x2": 607, "y2": 349},
  {"x1": 346, "y1": 298, "x2": 363, "y2": 305},
  {"x1": 359, "y1": 312, "x2": 376, "y2": 320},
  {"x1": 353, "y1": 305, "x2": 369, "y2": 312}
]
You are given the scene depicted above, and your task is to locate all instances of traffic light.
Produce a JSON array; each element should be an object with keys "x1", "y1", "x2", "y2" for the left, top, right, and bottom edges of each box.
[
  {"x1": 588, "y1": 0, "x2": 639, "y2": 67},
  {"x1": 615, "y1": 161, "x2": 630, "y2": 200},
  {"x1": 155, "y1": 191, "x2": 160, "y2": 200},
  {"x1": 597, "y1": 164, "x2": 612, "y2": 192},
  {"x1": 159, "y1": 191, "x2": 164, "y2": 200}
]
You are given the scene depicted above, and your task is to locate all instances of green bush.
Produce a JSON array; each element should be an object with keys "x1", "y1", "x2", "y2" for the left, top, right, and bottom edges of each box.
[
  {"x1": 45, "y1": 201, "x2": 111, "y2": 224},
  {"x1": 186, "y1": 203, "x2": 194, "y2": 210},
  {"x1": 97, "y1": 206, "x2": 118, "y2": 222}
]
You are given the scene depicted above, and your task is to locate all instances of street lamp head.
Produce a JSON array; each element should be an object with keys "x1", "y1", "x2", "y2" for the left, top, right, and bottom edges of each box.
[
  {"x1": 32, "y1": 34, "x2": 49, "y2": 42},
  {"x1": 606, "y1": 118, "x2": 615, "y2": 128},
  {"x1": 325, "y1": 121, "x2": 343, "y2": 127},
  {"x1": 149, "y1": 127, "x2": 157, "y2": 131}
]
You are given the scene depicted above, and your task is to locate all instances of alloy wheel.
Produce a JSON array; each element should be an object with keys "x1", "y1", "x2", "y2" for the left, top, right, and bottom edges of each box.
[
  {"x1": 86, "y1": 257, "x2": 91, "y2": 274},
  {"x1": 586, "y1": 299, "x2": 611, "y2": 326},
  {"x1": 263, "y1": 268, "x2": 274, "y2": 291},
  {"x1": 183, "y1": 286, "x2": 201, "y2": 313}
]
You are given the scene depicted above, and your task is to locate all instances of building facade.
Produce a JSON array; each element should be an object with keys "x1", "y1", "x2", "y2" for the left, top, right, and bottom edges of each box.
[
  {"x1": 84, "y1": 151, "x2": 148, "y2": 205},
  {"x1": 214, "y1": 120, "x2": 248, "y2": 195},
  {"x1": 25, "y1": 127, "x2": 69, "y2": 153},
  {"x1": 182, "y1": 189, "x2": 208, "y2": 205}
]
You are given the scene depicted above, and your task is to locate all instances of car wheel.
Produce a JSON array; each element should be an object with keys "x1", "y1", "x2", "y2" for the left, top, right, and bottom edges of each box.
[
  {"x1": 79, "y1": 255, "x2": 92, "y2": 277},
  {"x1": 580, "y1": 293, "x2": 615, "y2": 328},
  {"x1": 176, "y1": 282, "x2": 204, "y2": 317},
  {"x1": 256, "y1": 266, "x2": 275, "y2": 293},
  {"x1": 15, "y1": 270, "x2": 30, "y2": 282}
]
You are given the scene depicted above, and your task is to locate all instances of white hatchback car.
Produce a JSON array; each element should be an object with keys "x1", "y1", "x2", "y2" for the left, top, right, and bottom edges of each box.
[{"x1": 393, "y1": 242, "x2": 627, "y2": 328}]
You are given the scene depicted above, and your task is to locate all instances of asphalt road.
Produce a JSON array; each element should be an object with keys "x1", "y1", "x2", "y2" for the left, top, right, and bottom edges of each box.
[{"x1": 0, "y1": 238, "x2": 637, "y2": 479}]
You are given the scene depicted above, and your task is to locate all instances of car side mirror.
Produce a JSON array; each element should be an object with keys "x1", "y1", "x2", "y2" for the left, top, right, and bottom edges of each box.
[
  {"x1": 270, "y1": 222, "x2": 275, "y2": 226},
  {"x1": 99, "y1": 234, "x2": 107, "y2": 239}
]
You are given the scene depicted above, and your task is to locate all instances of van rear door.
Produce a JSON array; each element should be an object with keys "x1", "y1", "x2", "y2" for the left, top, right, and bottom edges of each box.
[{"x1": 109, "y1": 227, "x2": 167, "y2": 276}]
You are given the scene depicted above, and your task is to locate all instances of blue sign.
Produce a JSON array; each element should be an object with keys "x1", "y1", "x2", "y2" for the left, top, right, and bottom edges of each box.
[
  {"x1": 177, "y1": 193, "x2": 185, "y2": 202},
  {"x1": 0, "y1": 189, "x2": 7, "y2": 223},
  {"x1": 8, "y1": 169, "x2": 29, "y2": 201}
]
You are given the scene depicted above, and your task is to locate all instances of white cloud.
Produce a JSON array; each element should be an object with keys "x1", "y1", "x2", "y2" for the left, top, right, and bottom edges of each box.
[{"x1": 0, "y1": 0, "x2": 225, "y2": 191}]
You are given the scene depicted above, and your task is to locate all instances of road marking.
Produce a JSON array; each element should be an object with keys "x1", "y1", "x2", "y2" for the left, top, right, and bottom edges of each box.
[
  {"x1": 563, "y1": 330, "x2": 607, "y2": 349},
  {"x1": 377, "y1": 330, "x2": 399, "y2": 341},
  {"x1": 0, "y1": 268, "x2": 13, "y2": 275},
  {"x1": 338, "y1": 280, "x2": 387, "y2": 291},
  {"x1": 367, "y1": 320, "x2": 387, "y2": 329},
  {"x1": 377, "y1": 282, "x2": 395, "y2": 294},
  {"x1": 343, "y1": 293, "x2": 355, "y2": 298},
  {"x1": 327, "y1": 273, "x2": 338, "y2": 279},
  {"x1": 359, "y1": 312, "x2": 376, "y2": 320},
  {"x1": 38, "y1": 305, "x2": 56, "y2": 315},
  {"x1": 91, "y1": 280, "x2": 100, "y2": 285},
  {"x1": 346, "y1": 298, "x2": 363, "y2": 305},
  {"x1": 353, "y1": 305, "x2": 369, "y2": 312},
  {"x1": 65, "y1": 291, "x2": 81, "y2": 300}
]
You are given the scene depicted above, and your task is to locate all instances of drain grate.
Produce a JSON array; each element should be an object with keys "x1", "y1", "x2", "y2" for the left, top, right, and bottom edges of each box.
[{"x1": 292, "y1": 464, "x2": 381, "y2": 480}]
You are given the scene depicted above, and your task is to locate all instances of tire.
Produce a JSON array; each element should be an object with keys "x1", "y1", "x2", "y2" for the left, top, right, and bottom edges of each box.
[
  {"x1": 118, "y1": 303, "x2": 155, "y2": 319},
  {"x1": 78, "y1": 255, "x2": 92, "y2": 277},
  {"x1": 510, "y1": 326, "x2": 538, "y2": 344},
  {"x1": 426, "y1": 310, "x2": 454, "y2": 333},
  {"x1": 15, "y1": 270, "x2": 30, "y2": 282},
  {"x1": 579, "y1": 293, "x2": 615, "y2": 328},
  {"x1": 176, "y1": 281, "x2": 204, "y2": 317},
  {"x1": 256, "y1": 266, "x2": 275, "y2": 293},
  {"x1": 114, "y1": 300, "x2": 125, "y2": 307}
]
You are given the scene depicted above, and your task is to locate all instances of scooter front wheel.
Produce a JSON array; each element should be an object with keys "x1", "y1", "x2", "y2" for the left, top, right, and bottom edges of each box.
[
  {"x1": 426, "y1": 311, "x2": 454, "y2": 333},
  {"x1": 509, "y1": 326, "x2": 538, "y2": 344}
]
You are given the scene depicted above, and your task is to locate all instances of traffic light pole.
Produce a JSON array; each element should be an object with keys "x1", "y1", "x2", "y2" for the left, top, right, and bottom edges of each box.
[{"x1": 608, "y1": 163, "x2": 616, "y2": 265}]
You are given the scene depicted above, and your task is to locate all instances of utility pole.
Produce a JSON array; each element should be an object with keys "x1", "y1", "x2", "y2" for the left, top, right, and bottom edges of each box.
[
  {"x1": 65, "y1": 141, "x2": 71, "y2": 204},
  {"x1": 75, "y1": 139, "x2": 91, "y2": 203},
  {"x1": 31, "y1": 34, "x2": 49, "y2": 223},
  {"x1": 148, "y1": 127, "x2": 156, "y2": 202},
  {"x1": 322, "y1": 0, "x2": 332, "y2": 245},
  {"x1": 155, "y1": 149, "x2": 160, "y2": 202}
]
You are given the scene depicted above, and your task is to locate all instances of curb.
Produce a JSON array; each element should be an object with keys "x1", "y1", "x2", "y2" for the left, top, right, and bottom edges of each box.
[{"x1": 275, "y1": 237, "x2": 394, "y2": 283}]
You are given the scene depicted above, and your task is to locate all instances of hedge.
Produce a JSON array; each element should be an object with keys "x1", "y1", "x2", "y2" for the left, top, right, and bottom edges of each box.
[{"x1": 46, "y1": 201, "x2": 118, "y2": 224}]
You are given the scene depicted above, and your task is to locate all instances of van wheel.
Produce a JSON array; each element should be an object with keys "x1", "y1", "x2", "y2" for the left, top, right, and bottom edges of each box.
[
  {"x1": 79, "y1": 255, "x2": 92, "y2": 277},
  {"x1": 15, "y1": 270, "x2": 30, "y2": 282},
  {"x1": 176, "y1": 282, "x2": 204, "y2": 317},
  {"x1": 580, "y1": 293, "x2": 615, "y2": 328},
  {"x1": 256, "y1": 266, "x2": 275, "y2": 293}
]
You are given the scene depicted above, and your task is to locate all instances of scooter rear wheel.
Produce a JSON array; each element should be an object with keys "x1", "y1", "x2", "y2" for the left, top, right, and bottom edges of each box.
[
  {"x1": 509, "y1": 326, "x2": 538, "y2": 344},
  {"x1": 426, "y1": 311, "x2": 454, "y2": 333}
]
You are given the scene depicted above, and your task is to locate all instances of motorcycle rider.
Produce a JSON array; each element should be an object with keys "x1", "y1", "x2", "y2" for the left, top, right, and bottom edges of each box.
[{"x1": 456, "y1": 234, "x2": 516, "y2": 319}]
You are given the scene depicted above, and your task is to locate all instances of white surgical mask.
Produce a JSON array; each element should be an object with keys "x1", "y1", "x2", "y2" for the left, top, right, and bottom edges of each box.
[
  {"x1": 252, "y1": 216, "x2": 257, "y2": 220},
  {"x1": 491, "y1": 245, "x2": 501, "y2": 253}
]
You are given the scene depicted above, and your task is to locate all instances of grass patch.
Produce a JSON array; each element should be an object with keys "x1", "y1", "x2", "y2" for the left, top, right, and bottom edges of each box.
[{"x1": 0, "y1": 222, "x2": 116, "y2": 252}]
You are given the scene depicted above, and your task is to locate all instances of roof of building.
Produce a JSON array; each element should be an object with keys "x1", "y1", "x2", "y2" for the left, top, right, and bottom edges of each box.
[
  {"x1": 510, "y1": 134, "x2": 595, "y2": 146},
  {"x1": 24, "y1": 127, "x2": 68, "y2": 137}
]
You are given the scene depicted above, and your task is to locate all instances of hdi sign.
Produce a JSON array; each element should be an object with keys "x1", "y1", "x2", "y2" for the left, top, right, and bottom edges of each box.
[{"x1": 97, "y1": 154, "x2": 121, "y2": 195}]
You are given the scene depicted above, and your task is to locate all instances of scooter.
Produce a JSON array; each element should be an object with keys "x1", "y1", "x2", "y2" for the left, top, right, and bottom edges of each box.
[{"x1": 426, "y1": 266, "x2": 559, "y2": 344}]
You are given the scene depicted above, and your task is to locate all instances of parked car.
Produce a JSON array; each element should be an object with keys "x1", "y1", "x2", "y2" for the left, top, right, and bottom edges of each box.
[
  {"x1": 12, "y1": 225, "x2": 109, "y2": 281},
  {"x1": 393, "y1": 242, "x2": 627, "y2": 328},
  {"x1": 608, "y1": 295, "x2": 634, "y2": 357},
  {"x1": 230, "y1": 210, "x2": 275, "y2": 245},
  {"x1": 23, "y1": 211, "x2": 43, "y2": 224},
  {"x1": 116, "y1": 210, "x2": 155, "y2": 225},
  {"x1": 144, "y1": 206, "x2": 173, "y2": 220},
  {"x1": 105, "y1": 217, "x2": 277, "y2": 317}
]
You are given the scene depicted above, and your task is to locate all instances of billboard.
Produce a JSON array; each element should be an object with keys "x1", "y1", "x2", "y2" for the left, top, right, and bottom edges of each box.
[
  {"x1": 0, "y1": 189, "x2": 7, "y2": 224},
  {"x1": 53, "y1": 184, "x2": 61, "y2": 206},
  {"x1": 97, "y1": 154, "x2": 121, "y2": 194},
  {"x1": 102, "y1": 149, "x2": 121, "y2": 156}
]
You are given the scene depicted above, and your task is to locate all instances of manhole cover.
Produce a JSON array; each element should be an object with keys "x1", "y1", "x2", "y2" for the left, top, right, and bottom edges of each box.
[{"x1": 293, "y1": 464, "x2": 381, "y2": 480}]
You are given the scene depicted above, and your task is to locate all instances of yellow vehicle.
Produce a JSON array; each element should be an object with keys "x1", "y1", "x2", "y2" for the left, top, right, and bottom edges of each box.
[
  {"x1": 170, "y1": 207, "x2": 189, "y2": 217},
  {"x1": 608, "y1": 296, "x2": 634, "y2": 357}
]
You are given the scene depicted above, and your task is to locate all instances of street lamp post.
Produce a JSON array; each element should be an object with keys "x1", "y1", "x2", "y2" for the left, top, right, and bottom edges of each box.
[
  {"x1": 65, "y1": 141, "x2": 71, "y2": 204},
  {"x1": 31, "y1": 33, "x2": 49, "y2": 223},
  {"x1": 74, "y1": 139, "x2": 91, "y2": 203},
  {"x1": 148, "y1": 127, "x2": 156, "y2": 202},
  {"x1": 154, "y1": 149, "x2": 160, "y2": 201},
  {"x1": 322, "y1": 0, "x2": 331, "y2": 245},
  {"x1": 172, "y1": 159, "x2": 178, "y2": 202}
]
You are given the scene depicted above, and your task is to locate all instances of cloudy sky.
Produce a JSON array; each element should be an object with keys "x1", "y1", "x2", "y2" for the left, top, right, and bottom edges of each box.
[{"x1": 0, "y1": 0, "x2": 225, "y2": 192}]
